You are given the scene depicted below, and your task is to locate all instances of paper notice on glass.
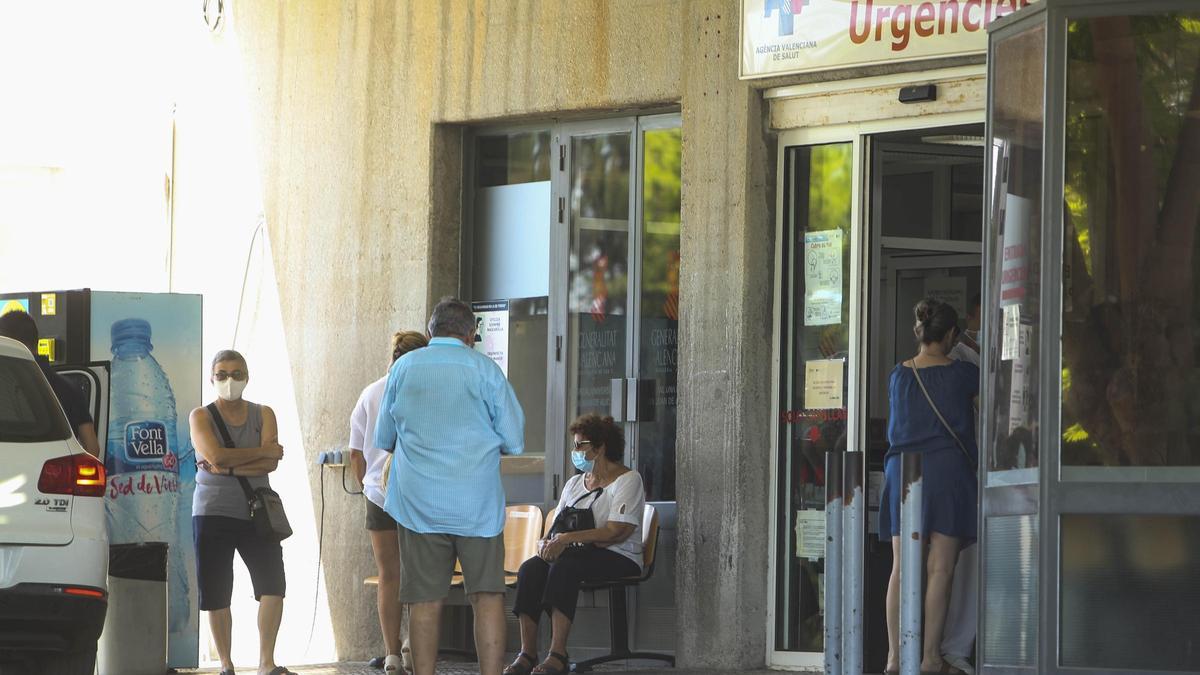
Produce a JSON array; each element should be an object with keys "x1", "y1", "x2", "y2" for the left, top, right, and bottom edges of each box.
[
  {"x1": 924, "y1": 276, "x2": 967, "y2": 318},
  {"x1": 1008, "y1": 361, "x2": 1029, "y2": 433},
  {"x1": 470, "y1": 300, "x2": 510, "y2": 376},
  {"x1": 804, "y1": 359, "x2": 844, "y2": 410},
  {"x1": 804, "y1": 230, "x2": 843, "y2": 326},
  {"x1": 795, "y1": 509, "x2": 826, "y2": 561},
  {"x1": 1000, "y1": 194, "x2": 1032, "y2": 305},
  {"x1": 1001, "y1": 304, "x2": 1021, "y2": 361}
]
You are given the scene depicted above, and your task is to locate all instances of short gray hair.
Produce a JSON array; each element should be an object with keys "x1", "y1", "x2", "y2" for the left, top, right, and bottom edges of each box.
[{"x1": 427, "y1": 298, "x2": 476, "y2": 338}]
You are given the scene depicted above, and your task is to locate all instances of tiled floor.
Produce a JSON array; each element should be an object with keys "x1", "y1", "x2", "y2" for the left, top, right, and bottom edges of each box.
[{"x1": 176, "y1": 662, "x2": 775, "y2": 675}]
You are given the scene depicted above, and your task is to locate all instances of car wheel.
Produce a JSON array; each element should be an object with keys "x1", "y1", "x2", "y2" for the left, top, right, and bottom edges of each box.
[{"x1": 36, "y1": 645, "x2": 97, "y2": 675}]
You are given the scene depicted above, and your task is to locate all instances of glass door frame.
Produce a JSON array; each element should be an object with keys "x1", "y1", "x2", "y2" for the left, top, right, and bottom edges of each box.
[
  {"x1": 463, "y1": 113, "x2": 683, "y2": 510},
  {"x1": 768, "y1": 111, "x2": 985, "y2": 669},
  {"x1": 985, "y1": 3, "x2": 1200, "y2": 673}
]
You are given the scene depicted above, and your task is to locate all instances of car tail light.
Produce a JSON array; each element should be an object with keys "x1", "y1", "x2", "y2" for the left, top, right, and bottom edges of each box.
[
  {"x1": 38, "y1": 453, "x2": 106, "y2": 498},
  {"x1": 63, "y1": 586, "x2": 106, "y2": 599}
]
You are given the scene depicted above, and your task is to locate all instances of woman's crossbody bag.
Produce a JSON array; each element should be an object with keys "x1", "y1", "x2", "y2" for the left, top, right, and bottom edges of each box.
[
  {"x1": 548, "y1": 487, "x2": 604, "y2": 538},
  {"x1": 206, "y1": 403, "x2": 294, "y2": 541},
  {"x1": 908, "y1": 362, "x2": 977, "y2": 471}
]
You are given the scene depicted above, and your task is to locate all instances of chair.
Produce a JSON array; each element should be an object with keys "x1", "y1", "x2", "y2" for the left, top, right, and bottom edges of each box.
[
  {"x1": 451, "y1": 504, "x2": 544, "y2": 587},
  {"x1": 572, "y1": 504, "x2": 675, "y2": 673}
]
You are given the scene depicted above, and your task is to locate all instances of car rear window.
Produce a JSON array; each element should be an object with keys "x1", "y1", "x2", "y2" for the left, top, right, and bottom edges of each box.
[{"x1": 0, "y1": 355, "x2": 72, "y2": 443}]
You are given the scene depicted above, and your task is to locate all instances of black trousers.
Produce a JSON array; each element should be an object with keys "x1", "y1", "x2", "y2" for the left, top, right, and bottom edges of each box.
[{"x1": 512, "y1": 545, "x2": 640, "y2": 623}]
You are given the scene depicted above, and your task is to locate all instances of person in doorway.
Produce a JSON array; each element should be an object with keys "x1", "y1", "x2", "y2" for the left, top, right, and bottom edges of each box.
[
  {"x1": 943, "y1": 294, "x2": 980, "y2": 675},
  {"x1": 506, "y1": 414, "x2": 645, "y2": 675},
  {"x1": 0, "y1": 309, "x2": 101, "y2": 456},
  {"x1": 374, "y1": 298, "x2": 525, "y2": 675},
  {"x1": 189, "y1": 350, "x2": 294, "y2": 675},
  {"x1": 349, "y1": 330, "x2": 428, "y2": 673},
  {"x1": 879, "y1": 299, "x2": 979, "y2": 675},
  {"x1": 956, "y1": 294, "x2": 982, "y2": 356}
]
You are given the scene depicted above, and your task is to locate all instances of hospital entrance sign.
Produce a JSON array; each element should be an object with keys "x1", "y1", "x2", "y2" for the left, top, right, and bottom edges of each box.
[{"x1": 740, "y1": 0, "x2": 1036, "y2": 78}]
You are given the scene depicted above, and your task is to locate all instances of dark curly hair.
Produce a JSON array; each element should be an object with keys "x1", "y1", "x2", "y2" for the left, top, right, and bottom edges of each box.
[{"x1": 568, "y1": 413, "x2": 625, "y2": 463}]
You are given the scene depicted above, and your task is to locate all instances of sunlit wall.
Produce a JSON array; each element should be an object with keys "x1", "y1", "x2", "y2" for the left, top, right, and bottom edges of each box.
[{"x1": 0, "y1": 1, "x2": 334, "y2": 667}]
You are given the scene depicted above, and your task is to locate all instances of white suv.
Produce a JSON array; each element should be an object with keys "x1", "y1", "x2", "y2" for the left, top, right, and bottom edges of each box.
[{"x1": 0, "y1": 335, "x2": 108, "y2": 674}]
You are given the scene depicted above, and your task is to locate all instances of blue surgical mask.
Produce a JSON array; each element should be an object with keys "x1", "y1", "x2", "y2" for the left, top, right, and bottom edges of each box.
[{"x1": 571, "y1": 450, "x2": 594, "y2": 473}]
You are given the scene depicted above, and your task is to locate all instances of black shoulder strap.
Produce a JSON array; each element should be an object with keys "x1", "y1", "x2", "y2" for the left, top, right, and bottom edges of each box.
[
  {"x1": 206, "y1": 402, "x2": 235, "y2": 449},
  {"x1": 206, "y1": 403, "x2": 257, "y2": 503},
  {"x1": 569, "y1": 486, "x2": 604, "y2": 508}
]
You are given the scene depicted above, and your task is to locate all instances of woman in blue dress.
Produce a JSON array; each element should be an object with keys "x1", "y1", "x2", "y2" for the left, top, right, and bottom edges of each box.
[{"x1": 879, "y1": 298, "x2": 978, "y2": 674}]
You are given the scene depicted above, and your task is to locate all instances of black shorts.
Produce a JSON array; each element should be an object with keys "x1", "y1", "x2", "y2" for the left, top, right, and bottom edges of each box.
[
  {"x1": 194, "y1": 515, "x2": 286, "y2": 610},
  {"x1": 366, "y1": 499, "x2": 398, "y2": 531}
]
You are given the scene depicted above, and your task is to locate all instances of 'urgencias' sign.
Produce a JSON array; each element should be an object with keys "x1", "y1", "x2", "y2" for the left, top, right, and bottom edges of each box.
[{"x1": 740, "y1": 0, "x2": 1035, "y2": 79}]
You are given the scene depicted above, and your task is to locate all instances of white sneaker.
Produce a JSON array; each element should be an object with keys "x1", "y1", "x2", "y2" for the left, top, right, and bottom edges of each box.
[
  {"x1": 943, "y1": 654, "x2": 975, "y2": 675},
  {"x1": 384, "y1": 653, "x2": 403, "y2": 673}
]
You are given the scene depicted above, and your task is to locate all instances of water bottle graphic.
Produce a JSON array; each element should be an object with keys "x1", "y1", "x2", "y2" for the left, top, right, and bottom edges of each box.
[{"x1": 105, "y1": 318, "x2": 181, "y2": 546}]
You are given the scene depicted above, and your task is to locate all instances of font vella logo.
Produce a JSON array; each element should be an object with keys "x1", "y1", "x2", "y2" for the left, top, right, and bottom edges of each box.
[{"x1": 764, "y1": 0, "x2": 812, "y2": 37}]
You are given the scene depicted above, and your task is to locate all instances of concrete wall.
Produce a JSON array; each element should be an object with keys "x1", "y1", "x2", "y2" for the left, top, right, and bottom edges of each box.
[{"x1": 227, "y1": 0, "x2": 770, "y2": 666}]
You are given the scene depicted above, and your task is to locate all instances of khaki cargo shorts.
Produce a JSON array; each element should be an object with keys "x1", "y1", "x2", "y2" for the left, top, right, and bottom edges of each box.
[{"x1": 396, "y1": 526, "x2": 505, "y2": 602}]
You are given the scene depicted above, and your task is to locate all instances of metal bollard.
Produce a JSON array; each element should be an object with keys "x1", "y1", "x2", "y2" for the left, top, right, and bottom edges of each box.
[
  {"x1": 841, "y1": 451, "x2": 864, "y2": 675},
  {"x1": 824, "y1": 452, "x2": 843, "y2": 675},
  {"x1": 899, "y1": 452, "x2": 924, "y2": 675}
]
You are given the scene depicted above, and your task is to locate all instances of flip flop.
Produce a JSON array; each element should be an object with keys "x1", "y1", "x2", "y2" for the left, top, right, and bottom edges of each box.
[{"x1": 267, "y1": 668, "x2": 297, "y2": 675}]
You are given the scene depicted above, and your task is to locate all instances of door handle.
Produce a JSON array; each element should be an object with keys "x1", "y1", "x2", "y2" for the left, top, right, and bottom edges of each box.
[
  {"x1": 610, "y1": 378, "x2": 626, "y2": 422},
  {"x1": 625, "y1": 377, "x2": 639, "y2": 422}
]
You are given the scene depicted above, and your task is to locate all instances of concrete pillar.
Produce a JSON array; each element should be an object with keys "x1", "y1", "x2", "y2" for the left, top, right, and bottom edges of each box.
[{"x1": 675, "y1": 1, "x2": 775, "y2": 668}]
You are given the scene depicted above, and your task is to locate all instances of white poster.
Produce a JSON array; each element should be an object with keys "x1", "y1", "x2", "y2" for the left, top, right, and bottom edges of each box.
[
  {"x1": 795, "y1": 508, "x2": 826, "y2": 561},
  {"x1": 741, "y1": 0, "x2": 1037, "y2": 79},
  {"x1": 804, "y1": 229, "x2": 843, "y2": 326},
  {"x1": 470, "y1": 300, "x2": 510, "y2": 376},
  {"x1": 924, "y1": 276, "x2": 967, "y2": 318},
  {"x1": 1001, "y1": 303, "x2": 1020, "y2": 361}
]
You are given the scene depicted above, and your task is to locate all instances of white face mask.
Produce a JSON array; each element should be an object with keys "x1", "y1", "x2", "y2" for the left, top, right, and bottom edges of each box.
[{"x1": 214, "y1": 378, "x2": 247, "y2": 401}]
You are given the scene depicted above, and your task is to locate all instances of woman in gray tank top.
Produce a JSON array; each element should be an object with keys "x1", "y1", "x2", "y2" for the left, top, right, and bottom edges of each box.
[{"x1": 189, "y1": 350, "x2": 295, "y2": 675}]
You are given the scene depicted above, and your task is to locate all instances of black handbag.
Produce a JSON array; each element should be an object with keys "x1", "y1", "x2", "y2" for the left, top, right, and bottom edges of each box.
[
  {"x1": 548, "y1": 487, "x2": 603, "y2": 537},
  {"x1": 206, "y1": 403, "x2": 293, "y2": 541}
]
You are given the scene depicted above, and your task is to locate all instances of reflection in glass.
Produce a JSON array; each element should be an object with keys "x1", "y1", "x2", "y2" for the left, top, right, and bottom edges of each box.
[
  {"x1": 567, "y1": 133, "x2": 631, "y2": 430},
  {"x1": 1061, "y1": 515, "x2": 1200, "y2": 670},
  {"x1": 985, "y1": 24, "x2": 1044, "y2": 476},
  {"x1": 477, "y1": 131, "x2": 552, "y2": 187},
  {"x1": 1061, "y1": 14, "x2": 1200, "y2": 468},
  {"x1": 775, "y1": 143, "x2": 853, "y2": 652},
  {"x1": 637, "y1": 128, "x2": 682, "y2": 501}
]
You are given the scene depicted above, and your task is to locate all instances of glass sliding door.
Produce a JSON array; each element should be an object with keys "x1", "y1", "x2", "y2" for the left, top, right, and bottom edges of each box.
[
  {"x1": 979, "y1": 19, "x2": 1045, "y2": 673},
  {"x1": 467, "y1": 127, "x2": 554, "y2": 505},
  {"x1": 634, "y1": 123, "x2": 682, "y2": 502},
  {"x1": 564, "y1": 125, "x2": 633, "y2": 457},
  {"x1": 773, "y1": 140, "x2": 856, "y2": 658}
]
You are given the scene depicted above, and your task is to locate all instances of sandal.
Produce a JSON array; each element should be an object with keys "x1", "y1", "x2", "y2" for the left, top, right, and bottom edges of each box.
[
  {"x1": 531, "y1": 651, "x2": 570, "y2": 675},
  {"x1": 266, "y1": 668, "x2": 298, "y2": 675},
  {"x1": 504, "y1": 651, "x2": 538, "y2": 675}
]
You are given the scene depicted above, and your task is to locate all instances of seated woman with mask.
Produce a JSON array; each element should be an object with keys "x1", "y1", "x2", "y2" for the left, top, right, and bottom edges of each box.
[{"x1": 505, "y1": 414, "x2": 645, "y2": 675}]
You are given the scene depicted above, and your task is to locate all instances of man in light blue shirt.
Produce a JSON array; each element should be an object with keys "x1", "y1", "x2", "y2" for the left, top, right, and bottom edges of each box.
[{"x1": 374, "y1": 298, "x2": 524, "y2": 675}]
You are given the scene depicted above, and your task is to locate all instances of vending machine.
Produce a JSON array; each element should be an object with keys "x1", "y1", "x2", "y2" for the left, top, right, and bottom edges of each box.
[{"x1": 0, "y1": 289, "x2": 203, "y2": 668}]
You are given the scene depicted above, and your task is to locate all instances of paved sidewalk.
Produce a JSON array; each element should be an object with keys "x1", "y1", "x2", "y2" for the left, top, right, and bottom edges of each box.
[{"x1": 178, "y1": 662, "x2": 782, "y2": 675}]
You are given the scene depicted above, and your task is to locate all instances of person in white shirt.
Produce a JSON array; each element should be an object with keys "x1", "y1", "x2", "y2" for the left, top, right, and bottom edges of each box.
[
  {"x1": 943, "y1": 294, "x2": 980, "y2": 675},
  {"x1": 506, "y1": 414, "x2": 645, "y2": 675},
  {"x1": 349, "y1": 330, "x2": 428, "y2": 674}
]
